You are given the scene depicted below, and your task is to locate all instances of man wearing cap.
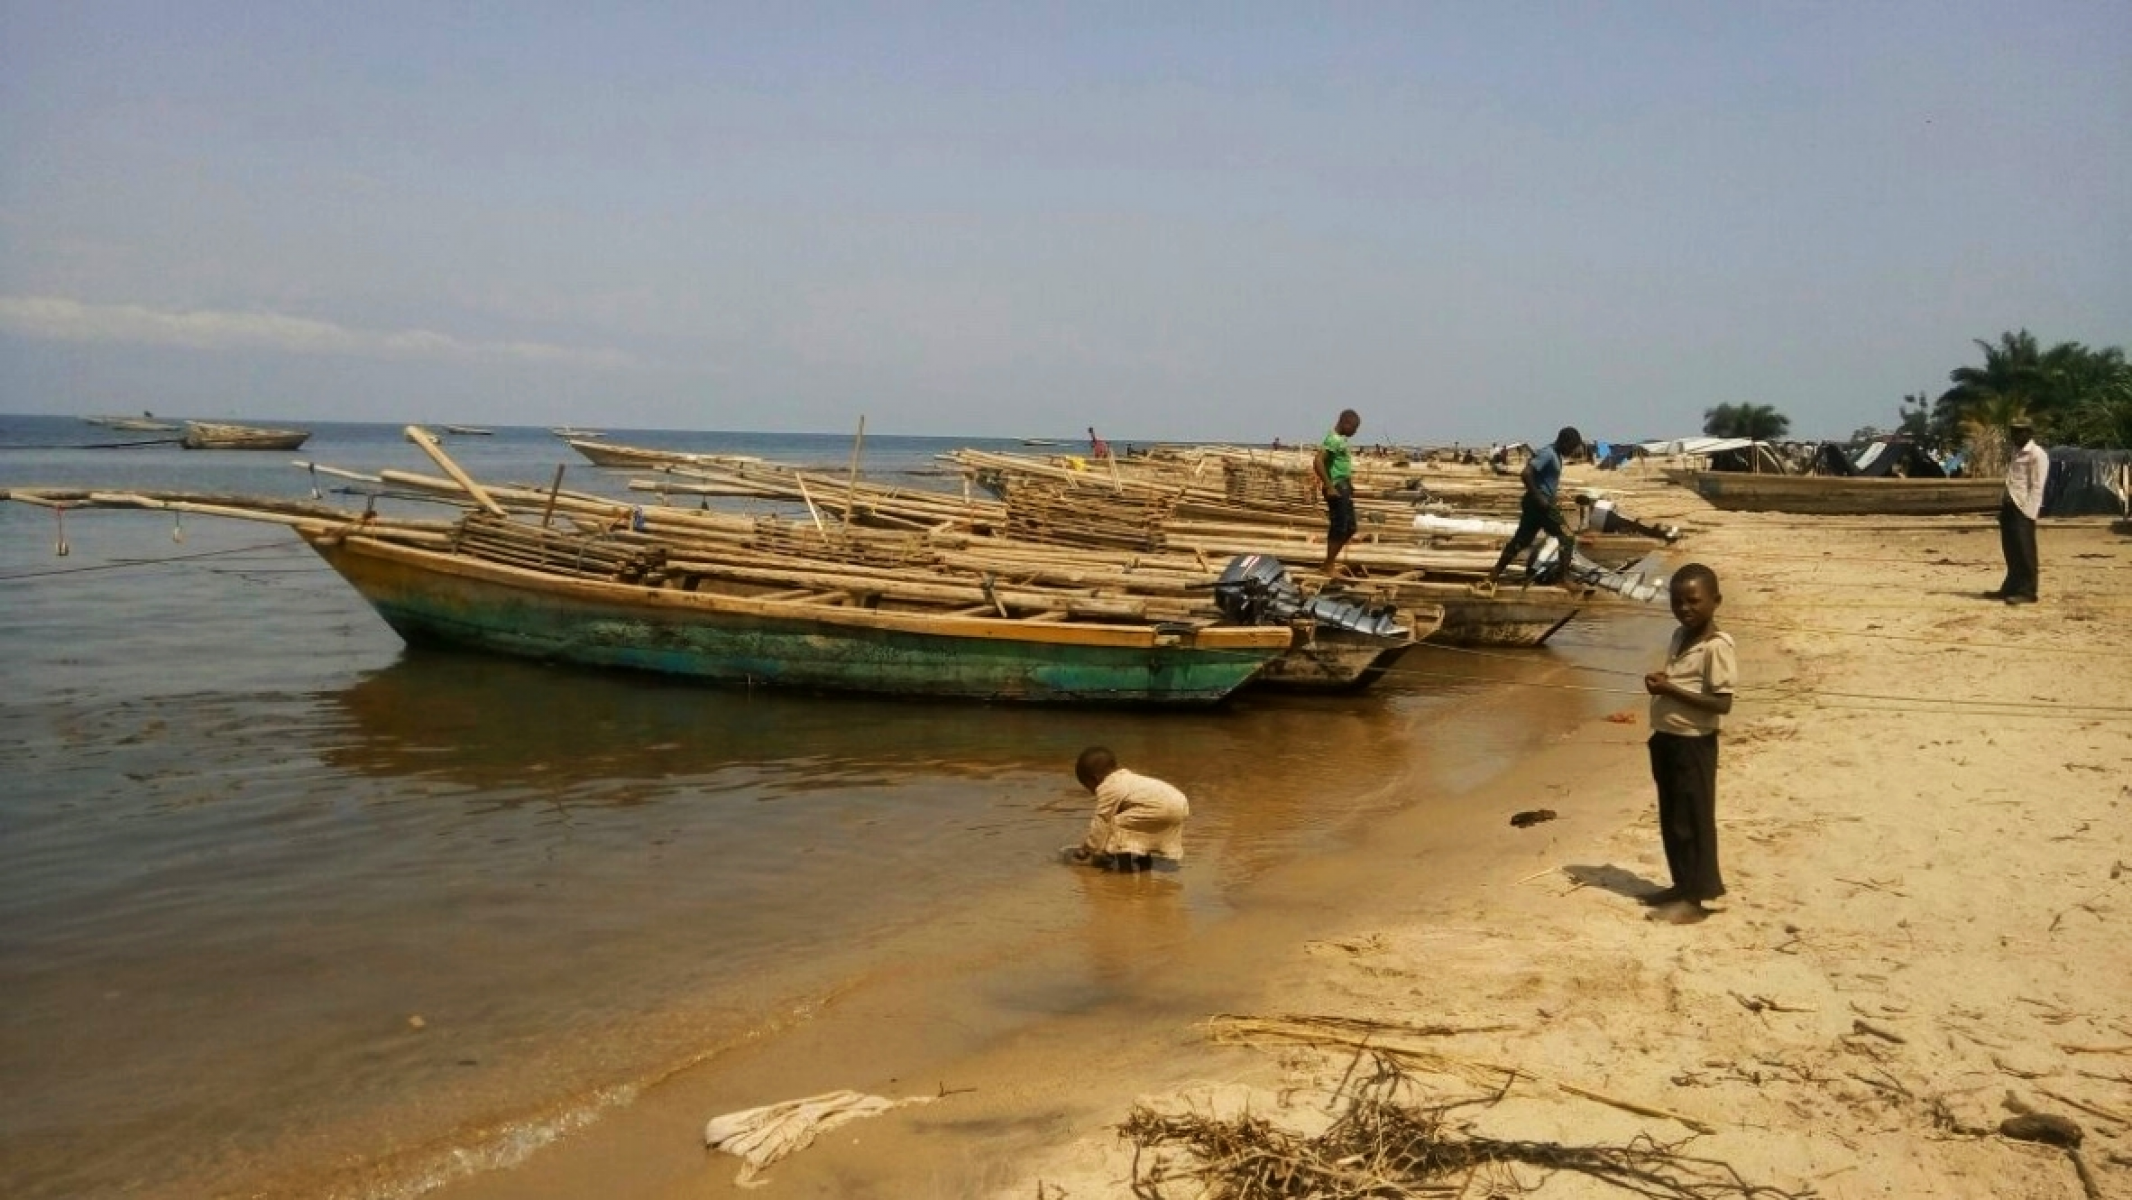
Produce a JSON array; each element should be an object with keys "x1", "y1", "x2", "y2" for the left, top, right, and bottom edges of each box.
[{"x1": 1989, "y1": 418, "x2": 2049, "y2": 605}]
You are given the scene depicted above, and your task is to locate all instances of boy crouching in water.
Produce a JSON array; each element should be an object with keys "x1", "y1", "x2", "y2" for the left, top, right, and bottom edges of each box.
[
  {"x1": 1068, "y1": 746, "x2": 1189, "y2": 871},
  {"x1": 1642, "y1": 563, "x2": 1735, "y2": 924}
]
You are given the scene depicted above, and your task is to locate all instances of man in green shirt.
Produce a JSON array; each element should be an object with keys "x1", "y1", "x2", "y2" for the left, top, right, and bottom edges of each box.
[{"x1": 1314, "y1": 409, "x2": 1361, "y2": 576}]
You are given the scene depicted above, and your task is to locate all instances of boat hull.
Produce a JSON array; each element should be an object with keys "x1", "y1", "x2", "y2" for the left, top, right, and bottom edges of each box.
[
  {"x1": 301, "y1": 534, "x2": 1287, "y2": 706},
  {"x1": 180, "y1": 422, "x2": 311, "y2": 451},
  {"x1": 1427, "y1": 594, "x2": 1580, "y2": 647},
  {"x1": 1347, "y1": 582, "x2": 1579, "y2": 647},
  {"x1": 1253, "y1": 629, "x2": 1417, "y2": 691},
  {"x1": 1675, "y1": 472, "x2": 2001, "y2": 516},
  {"x1": 567, "y1": 438, "x2": 702, "y2": 468}
]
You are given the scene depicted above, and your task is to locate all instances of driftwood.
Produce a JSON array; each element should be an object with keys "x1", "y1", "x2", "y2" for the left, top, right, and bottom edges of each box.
[
  {"x1": 1205, "y1": 1013, "x2": 1716, "y2": 1135},
  {"x1": 1123, "y1": 1052, "x2": 1807, "y2": 1199},
  {"x1": 1850, "y1": 1019, "x2": 1907, "y2": 1045}
]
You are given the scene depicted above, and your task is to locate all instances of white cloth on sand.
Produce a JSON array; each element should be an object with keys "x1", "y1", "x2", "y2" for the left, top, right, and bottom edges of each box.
[
  {"x1": 704, "y1": 1089, "x2": 936, "y2": 1187},
  {"x1": 1083, "y1": 768, "x2": 1189, "y2": 861},
  {"x1": 1413, "y1": 512, "x2": 1518, "y2": 538}
]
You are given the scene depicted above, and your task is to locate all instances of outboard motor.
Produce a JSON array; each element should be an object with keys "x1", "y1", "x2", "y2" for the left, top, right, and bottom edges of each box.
[
  {"x1": 1528, "y1": 543, "x2": 1669, "y2": 603},
  {"x1": 1212, "y1": 554, "x2": 1298, "y2": 624},
  {"x1": 1213, "y1": 555, "x2": 1409, "y2": 638}
]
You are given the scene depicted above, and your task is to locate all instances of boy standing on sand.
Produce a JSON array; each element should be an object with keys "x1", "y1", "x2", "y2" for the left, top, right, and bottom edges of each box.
[
  {"x1": 1642, "y1": 563, "x2": 1736, "y2": 925},
  {"x1": 1315, "y1": 409, "x2": 1361, "y2": 576},
  {"x1": 1067, "y1": 746, "x2": 1189, "y2": 871}
]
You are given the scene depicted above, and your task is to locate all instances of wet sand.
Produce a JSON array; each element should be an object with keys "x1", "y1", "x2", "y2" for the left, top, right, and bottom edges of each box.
[{"x1": 427, "y1": 485, "x2": 2132, "y2": 1199}]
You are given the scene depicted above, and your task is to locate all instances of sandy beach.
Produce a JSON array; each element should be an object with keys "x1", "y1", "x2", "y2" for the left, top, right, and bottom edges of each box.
[{"x1": 429, "y1": 481, "x2": 2132, "y2": 1200}]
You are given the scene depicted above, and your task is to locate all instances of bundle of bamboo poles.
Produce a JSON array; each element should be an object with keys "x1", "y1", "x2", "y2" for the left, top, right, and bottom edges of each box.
[
  {"x1": 1222, "y1": 458, "x2": 1318, "y2": 508},
  {"x1": 746, "y1": 515, "x2": 931, "y2": 569},
  {"x1": 640, "y1": 459, "x2": 1003, "y2": 533},
  {"x1": 944, "y1": 446, "x2": 1558, "y2": 550},
  {"x1": 999, "y1": 475, "x2": 1176, "y2": 552},
  {"x1": 451, "y1": 512, "x2": 666, "y2": 582}
]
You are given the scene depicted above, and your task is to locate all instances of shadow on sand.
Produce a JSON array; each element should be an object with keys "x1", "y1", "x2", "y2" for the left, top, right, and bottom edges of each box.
[{"x1": 1562, "y1": 863, "x2": 1667, "y2": 901}]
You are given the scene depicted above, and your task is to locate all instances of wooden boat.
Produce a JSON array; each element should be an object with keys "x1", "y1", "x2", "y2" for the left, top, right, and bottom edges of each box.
[
  {"x1": 638, "y1": 469, "x2": 1581, "y2": 648},
  {"x1": 1670, "y1": 471, "x2": 2001, "y2": 516},
  {"x1": 180, "y1": 421, "x2": 311, "y2": 450},
  {"x1": 298, "y1": 525, "x2": 1290, "y2": 705},
  {"x1": 441, "y1": 425, "x2": 493, "y2": 436},
  {"x1": 550, "y1": 426, "x2": 606, "y2": 439},
  {"x1": 1425, "y1": 589, "x2": 1582, "y2": 647},
  {"x1": 84, "y1": 415, "x2": 181, "y2": 432},
  {"x1": 568, "y1": 438, "x2": 725, "y2": 469},
  {"x1": 1252, "y1": 620, "x2": 1428, "y2": 691}
]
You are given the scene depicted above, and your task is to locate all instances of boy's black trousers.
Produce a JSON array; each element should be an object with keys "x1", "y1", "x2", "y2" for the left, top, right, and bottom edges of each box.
[{"x1": 1649, "y1": 731, "x2": 1724, "y2": 901}]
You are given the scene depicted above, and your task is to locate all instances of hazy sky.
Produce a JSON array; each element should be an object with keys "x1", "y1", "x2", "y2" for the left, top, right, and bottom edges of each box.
[{"x1": 3, "y1": 2, "x2": 2127, "y2": 442}]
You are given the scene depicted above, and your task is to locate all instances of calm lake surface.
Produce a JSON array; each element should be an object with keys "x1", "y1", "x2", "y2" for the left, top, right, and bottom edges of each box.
[{"x1": 0, "y1": 414, "x2": 1661, "y2": 1198}]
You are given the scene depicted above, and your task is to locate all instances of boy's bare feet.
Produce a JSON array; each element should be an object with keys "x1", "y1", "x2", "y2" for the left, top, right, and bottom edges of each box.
[{"x1": 1647, "y1": 900, "x2": 1709, "y2": 925}]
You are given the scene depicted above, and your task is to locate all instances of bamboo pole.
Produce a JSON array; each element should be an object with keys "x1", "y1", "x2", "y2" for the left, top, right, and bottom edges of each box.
[
  {"x1": 844, "y1": 414, "x2": 866, "y2": 523},
  {"x1": 404, "y1": 426, "x2": 506, "y2": 516},
  {"x1": 794, "y1": 473, "x2": 828, "y2": 534},
  {"x1": 541, "y1": 464, "x2": 566, "y2": 528}
]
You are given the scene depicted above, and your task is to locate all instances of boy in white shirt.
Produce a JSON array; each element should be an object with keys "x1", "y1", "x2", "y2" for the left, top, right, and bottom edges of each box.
[{"x1": 1641, "y1": 563, "x2": 1737, "y2": 924}]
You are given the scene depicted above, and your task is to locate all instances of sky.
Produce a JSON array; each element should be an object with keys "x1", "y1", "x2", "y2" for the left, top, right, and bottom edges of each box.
[{"x1": 2, "y1": 2, "x2": 2127, "y2": 444}]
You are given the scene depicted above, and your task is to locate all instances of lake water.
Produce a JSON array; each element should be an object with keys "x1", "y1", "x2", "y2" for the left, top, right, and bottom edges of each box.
[{"x1": 0, "y1": 414, "x2": 1659, "y2": 1198}]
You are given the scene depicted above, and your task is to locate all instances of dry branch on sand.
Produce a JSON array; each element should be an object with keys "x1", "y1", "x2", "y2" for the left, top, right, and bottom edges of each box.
[
  {"x1": 1119, "y1": 1054, "x2": 1811, "y2": 1199},
  {"x1": 1206, "y1": 1013, "x2": 1716, "y2": 1135}
]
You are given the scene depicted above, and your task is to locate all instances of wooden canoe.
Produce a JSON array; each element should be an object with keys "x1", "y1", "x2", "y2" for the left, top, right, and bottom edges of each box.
[
  {"x1": 1671, "y1": 471, "x2": 2001, "y2": 516},
  {"x1": 85, "y1": 416, "x2": 182, "y2": 432},
  {"x1": 1251, "y1": 605, "x2": 1441, "y2": 692},
  {"x1": 568, "y1": 438, "x2": 719, "y2": 468},
  {"x1": 180, "y1": 421, "x2": 311, "y2": 451},
  {"x1": 298, "y1": 528, "x2": 1291, "y2": 706}
]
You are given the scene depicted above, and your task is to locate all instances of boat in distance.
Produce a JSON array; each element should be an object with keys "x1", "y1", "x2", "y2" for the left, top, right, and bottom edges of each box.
[
  {"x1": 84, "y1": 414, "x2": 182, "y2": 432},
  {"x1": 566, "y1": 438, "x2": 726, "y2": 468},
  {"x1": 1667, "y1": 470, "x2": 2001, "y2": 516},
  {"x1": 300, "y1": 527, "x2": 1293, "y2": 706},
  {"x1": 180, "y1": 421, "x2": 312, "y2": 451}
]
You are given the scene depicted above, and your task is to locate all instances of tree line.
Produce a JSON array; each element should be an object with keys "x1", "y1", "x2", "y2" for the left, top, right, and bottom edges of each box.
[
  {"x1": 1699, "y1": 330, "x2": 2130, "y2": 449},
  {"x1": 1912, "y1": 331, "x2": 2131, "y2": 450}
]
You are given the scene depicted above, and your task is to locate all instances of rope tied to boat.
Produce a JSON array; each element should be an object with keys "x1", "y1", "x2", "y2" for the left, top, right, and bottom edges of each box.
[{"x1": 54, "y1": 506, "x2": 69, "y2": 557}]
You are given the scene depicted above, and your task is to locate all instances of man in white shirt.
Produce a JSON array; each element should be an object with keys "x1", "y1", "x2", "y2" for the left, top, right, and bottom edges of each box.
[{"x1": 1990, "y1": 418, "x2": 2050, "y2": 606}]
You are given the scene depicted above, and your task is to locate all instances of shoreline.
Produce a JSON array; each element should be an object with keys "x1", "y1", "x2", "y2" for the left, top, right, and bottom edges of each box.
[
  {"x1": 432, "y1": 495, "x2": 2131, "y2": 1199},
  {"x1": 415, "y1": 631, "x2": 1662, "y2": 1200}
]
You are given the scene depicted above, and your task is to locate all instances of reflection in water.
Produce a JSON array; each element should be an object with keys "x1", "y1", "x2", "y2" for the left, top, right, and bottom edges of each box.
[
  {"x1": 318, "y1": 649, "x2": 1434, "y2": 802},
  {"x1": 1068, "y1": 866, "x2": 1192, "y2": 989}
]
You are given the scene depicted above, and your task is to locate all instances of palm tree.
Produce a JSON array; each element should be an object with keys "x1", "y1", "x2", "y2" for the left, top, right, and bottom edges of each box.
[
  {"x1": 1936, "y1": 330, "x2": 2046, "y2": 433},
  {"x1": 2044, "y1": 344, "x2": 2132, "y2": 448},
  {"x1": 1701, "y1": 403, "x2": 1791, "y2": 440},
  {"x1": 1936, "y1": 331, "x2": 2132, "y2": 449}
]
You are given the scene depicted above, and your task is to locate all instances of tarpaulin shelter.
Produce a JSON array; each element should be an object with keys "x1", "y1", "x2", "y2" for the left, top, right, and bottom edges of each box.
[
  {"x1": 1639, "y1": 436, "x2": 1788, "y2": 473},
  {"x1": 2043, "y1": 448, "x2": 2132, "y2": 517},
  {"x1": 1843, "y1": 438, "x2": 1950, "y2": 479}
]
